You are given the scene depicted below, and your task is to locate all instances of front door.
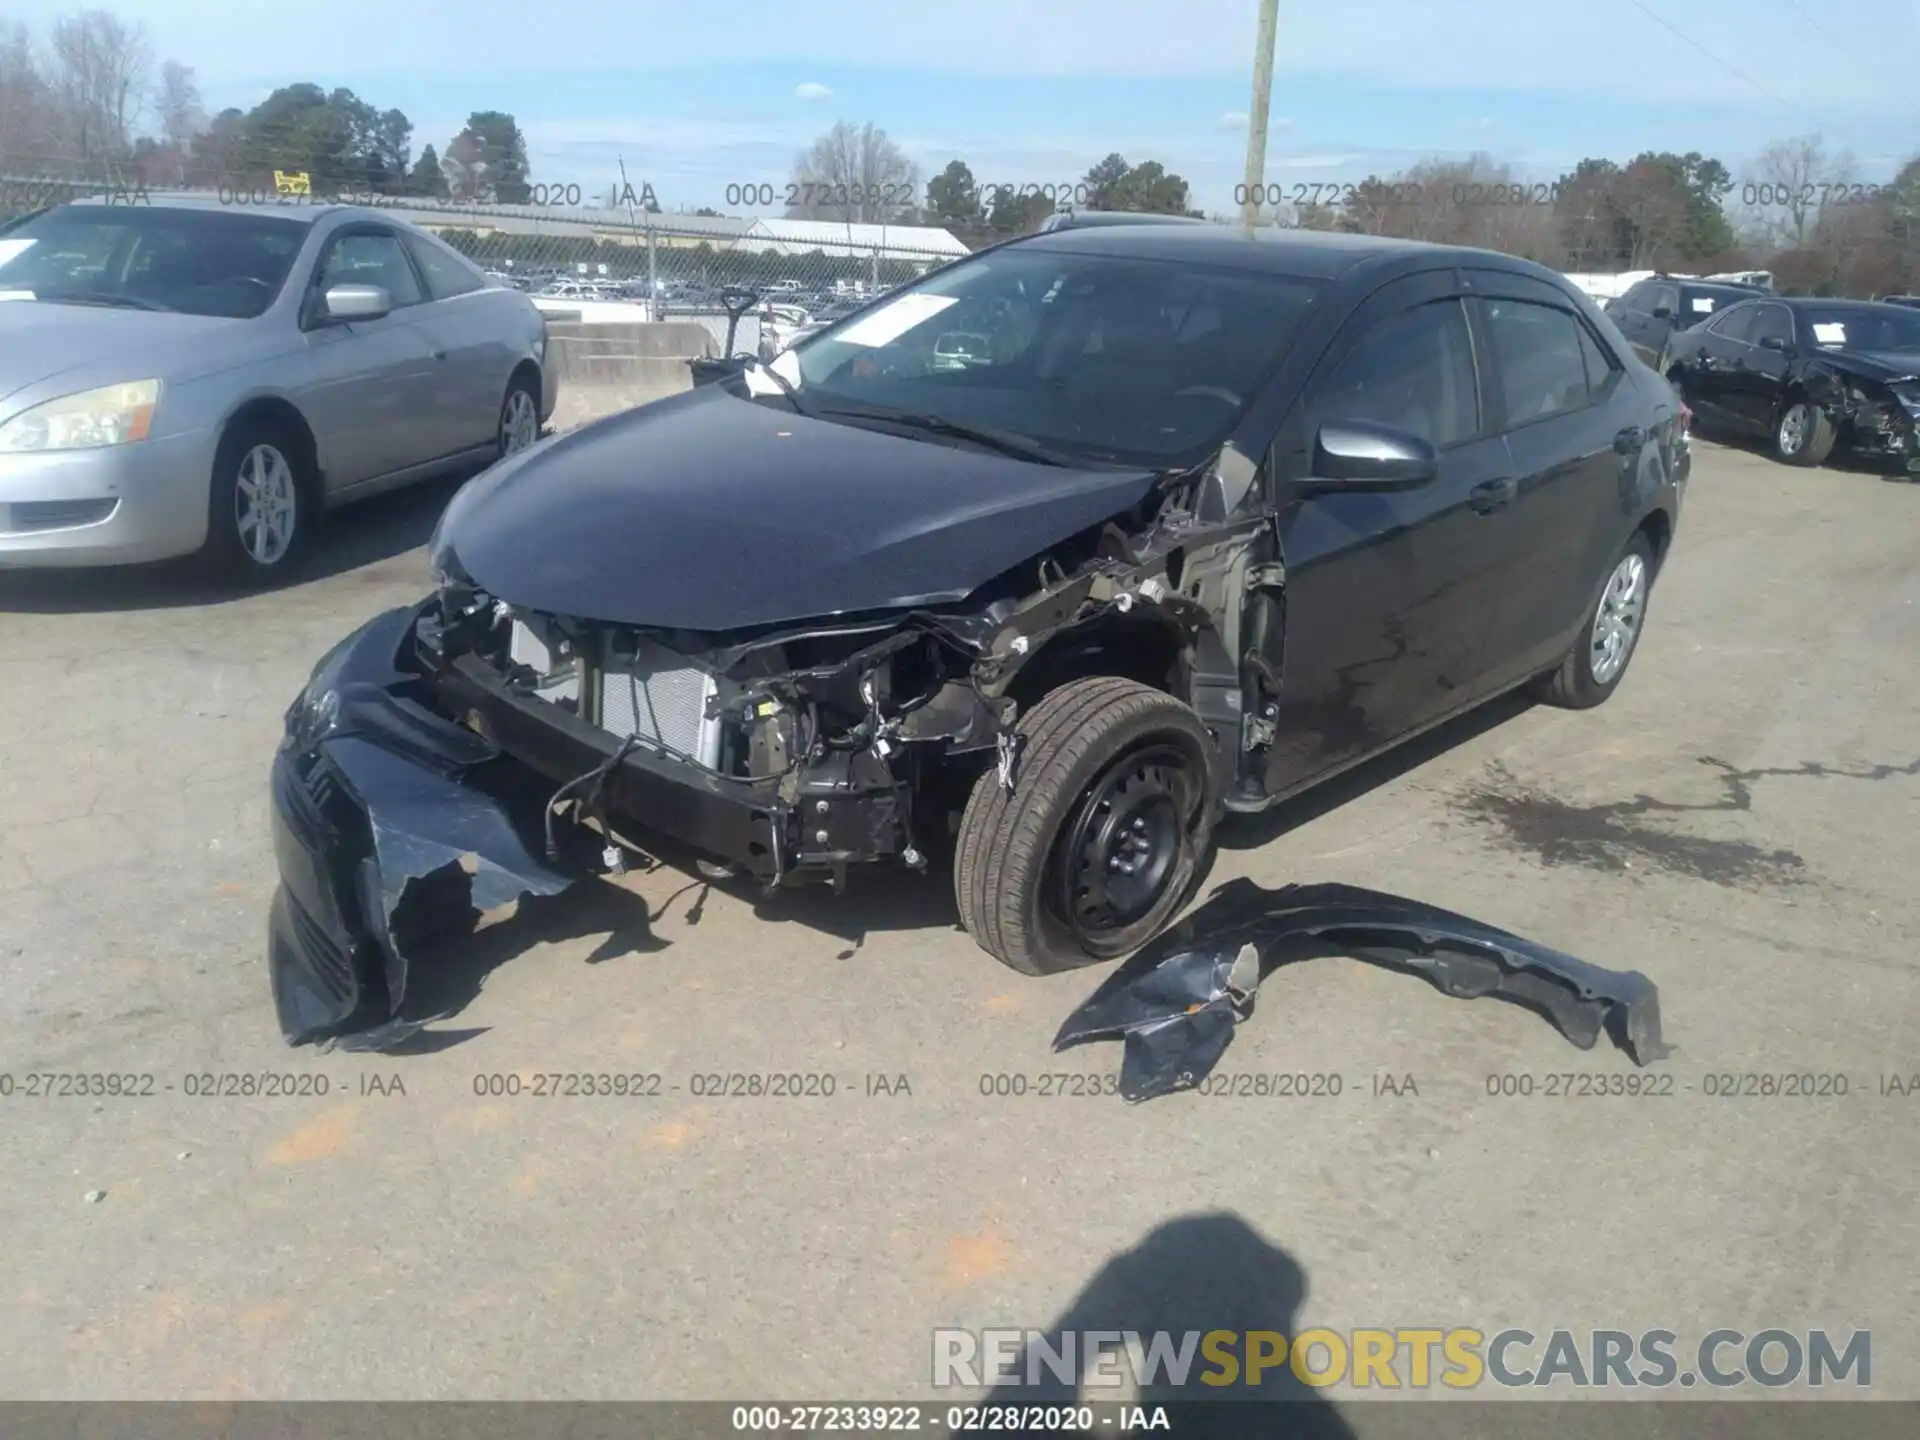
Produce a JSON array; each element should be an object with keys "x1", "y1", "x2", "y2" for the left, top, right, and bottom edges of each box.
[
  {"x1": 1263, "y1": 273, "x2": 1520, "y2": 794},
  {"x1": 295, "y1": 227, "x2": 440, "y2": 487}
]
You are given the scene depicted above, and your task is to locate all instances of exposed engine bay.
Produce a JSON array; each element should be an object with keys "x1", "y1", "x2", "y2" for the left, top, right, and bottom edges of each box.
[{"x1": 414, "y1": 445, "x2": 1281, "y2": 891}]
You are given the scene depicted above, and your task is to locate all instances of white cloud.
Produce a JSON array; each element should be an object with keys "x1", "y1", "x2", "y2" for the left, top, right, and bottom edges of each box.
[
  {"x1": 1472, "y1": 115, "x2": 1496, "y2": 131},
  {"x1": 1272, "y1": 116, "x2": 1295, "y2": 130},
  {"x1": 1221, "y1": 111, "x2": 1249, "y2": 129},
  {"x1": 794, "y1": 81, "x2": 833, "y2": 100}
]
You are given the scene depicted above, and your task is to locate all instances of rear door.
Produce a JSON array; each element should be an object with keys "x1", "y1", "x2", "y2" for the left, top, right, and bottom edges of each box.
[
  {"x1": 1609, "y1": 280, "x2": 1663, "y2": 364},
  {"x1": 1263, "y1": 270, "x2": 1519, "y2": 792},
  {"x1": 1464, "y1": 270, "x2": 1642, "y2": 686},
  {"x1": 1689, "y1": 302, "x2": 1759, "y2": 427}
]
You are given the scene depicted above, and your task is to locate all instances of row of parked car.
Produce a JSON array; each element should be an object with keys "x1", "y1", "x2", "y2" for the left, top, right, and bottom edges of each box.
[{"x1": 1604, "y1": 272, "x2": 1920, "y2": 472}]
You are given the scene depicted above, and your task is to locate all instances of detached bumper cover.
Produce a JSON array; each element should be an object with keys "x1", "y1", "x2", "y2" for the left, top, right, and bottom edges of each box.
[
  {"x1": 268, "y1": 606, "x2": 573, "y2": 1049},
  {"x1": 1056, "y1": 879, "x2": 1672, "y2": 1102}
]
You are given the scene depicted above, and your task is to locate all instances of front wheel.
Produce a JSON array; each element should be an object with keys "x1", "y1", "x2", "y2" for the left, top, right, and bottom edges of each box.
[
  {"x1": 200, "y1": 420, "x2": 313, "y2": 584},
  {"x1": 953, "y1": 677, "x2": 1217, "y2": 976},
  {"x1": 1774, "y1": 398, "x2": 1836, "y2": 467}
]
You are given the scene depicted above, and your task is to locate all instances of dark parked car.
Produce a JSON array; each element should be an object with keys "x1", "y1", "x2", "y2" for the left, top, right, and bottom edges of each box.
[
  {"x1": 1874, "y1": 294, "x2": 1920, "y2": 309},
  {"x1": 1605, "y1": 274, "x2": 1766, "y2": 367},
  {"x1": 267, "y1": 226, "x2": 1687, "y2": 1046},
  {"x1": 1663, "y1": 295, "x2": 1920, "y2": 470}
]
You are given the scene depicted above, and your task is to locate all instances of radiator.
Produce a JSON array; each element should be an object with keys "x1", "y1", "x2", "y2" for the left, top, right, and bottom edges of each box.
[{"x1": 598, "y1": 638, "x2": 723, "y2": 770}]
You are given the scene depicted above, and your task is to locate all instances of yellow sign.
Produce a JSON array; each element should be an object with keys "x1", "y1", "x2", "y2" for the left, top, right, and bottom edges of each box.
[{"x1": 274, "y1": 170, "x2": 312, "y2": 196}]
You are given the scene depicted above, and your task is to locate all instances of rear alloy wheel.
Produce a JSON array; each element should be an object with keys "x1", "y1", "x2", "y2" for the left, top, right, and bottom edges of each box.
[
  {"x1": 498, "y1": 377, "x2": 540, "y2": 459},
  {"x1": 1534, "y1": 534, "x2": 1656, "y2": 709},
  {"x1": 954, "y1": 677, "x2": 1216, "y2": 976},
  {"x1": 1774, "y1": 398, "x2": 1836, "y2": 467},
  {"x1": 202, "y1": 420, "x2": 313, "y2": 583}
]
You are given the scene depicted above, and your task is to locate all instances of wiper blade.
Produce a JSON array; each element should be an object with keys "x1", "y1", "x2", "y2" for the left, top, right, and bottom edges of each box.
[
  {"x1": 814, "y1": 405, "x2": 1073, "y2": 466},
  {"x1": 746, "y1": 358, "x2": 809, "y2": 416},
  {"x1": 47, "y1": 290, "x2": 175, "y2": 313}
]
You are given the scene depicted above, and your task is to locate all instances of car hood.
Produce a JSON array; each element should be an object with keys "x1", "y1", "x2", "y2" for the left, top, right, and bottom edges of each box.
[
  {"x1": 0, "y1": 301, "x2": 238, "y2": 406},
  {"x1": 431, "y1": 384, "x2": 1161, "y2": 632},
  {"x1": 1821, "y1": 347, "x2": 1920, "y2": 383}
]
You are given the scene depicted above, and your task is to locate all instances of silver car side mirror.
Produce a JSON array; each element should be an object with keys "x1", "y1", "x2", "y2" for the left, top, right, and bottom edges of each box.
[{"x1": 322, "y1": 283, "x2": 392, "y2": 322}]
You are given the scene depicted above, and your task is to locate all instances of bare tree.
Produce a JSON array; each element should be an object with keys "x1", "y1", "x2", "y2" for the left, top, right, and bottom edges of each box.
[
  {"x1": 1746, "y1": 134, "x2": 1855, "y2": 250},
  {"x1": 154, "y1": 59, "x2": 201, "y2": 146},
  {"x1": 0, "y1": 22, "x2": 52, "y2": 173},
  {"x1": 45, "y1": 10, "x2": 152, "y2": 179},
  {"x1": 787, "y1": 121, "x2": 920, "y2": 224}
]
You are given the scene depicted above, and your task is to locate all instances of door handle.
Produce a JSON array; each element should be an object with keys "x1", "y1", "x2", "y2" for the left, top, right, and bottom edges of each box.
[
  {"x1": 1469, "y1": 477, "x2": 1517, "y2": 514},
  {"x1": 1613, "y1": 425, "x2": 1646, "y2": 455}
]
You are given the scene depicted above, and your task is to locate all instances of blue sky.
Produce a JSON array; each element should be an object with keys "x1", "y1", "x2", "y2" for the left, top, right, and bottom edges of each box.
[{"x1": 14, "y1": 0, "x2": 1920, "y2": 214}]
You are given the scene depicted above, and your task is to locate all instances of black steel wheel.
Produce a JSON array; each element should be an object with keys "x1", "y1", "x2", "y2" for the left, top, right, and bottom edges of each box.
[{"x1": 954, "y1": 677, "x2": 1217, "y2": 976}]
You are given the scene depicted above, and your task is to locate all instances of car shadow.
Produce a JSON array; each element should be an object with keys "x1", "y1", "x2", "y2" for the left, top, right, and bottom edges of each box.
[
  {"x1": 1691, "y1": 428, "x2": 1915, "y2": 480},
  {"x1": 1220, "y1": 688, "x2": 1536, "y2": 852},
  {"x1": 0, "y1": 467, "x2": 476, "y2": 615},
  {"x1": 969, "y1": 1212, "x2": 1356, "y2": 1437},
  {"x1": 377, "y1": 876, "x2": 667, "y2": 1052}
]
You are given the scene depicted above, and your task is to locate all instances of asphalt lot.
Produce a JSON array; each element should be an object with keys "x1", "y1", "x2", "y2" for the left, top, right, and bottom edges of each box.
[{"x1": 1, "y1": 437, "x2": 1916, "y2": 1415}]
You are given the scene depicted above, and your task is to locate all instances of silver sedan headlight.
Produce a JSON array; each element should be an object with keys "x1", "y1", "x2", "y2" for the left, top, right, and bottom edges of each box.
[{"x1": 0, "y1": 379, "x2": 162, "y2": 453}]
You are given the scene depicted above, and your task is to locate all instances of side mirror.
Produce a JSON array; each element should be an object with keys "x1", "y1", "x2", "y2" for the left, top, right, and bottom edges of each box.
[
  {"x1": 320, "y1": 283, "x2": 390, "y2": 323},
  {"x1": 1759, "y1": 335, "x2": 1791, "y2": 353},
  {"x1": 1308, "y1": 421, "x2": 1438, "y2": 490},
  {"x1": 1651, "y1": 304, "x2": 1674, "y2": 320}
]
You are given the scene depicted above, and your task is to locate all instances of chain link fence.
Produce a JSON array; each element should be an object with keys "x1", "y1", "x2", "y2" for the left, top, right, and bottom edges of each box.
[{"x1": 0, "y1": 171, "x2": 972, "y2": 341}]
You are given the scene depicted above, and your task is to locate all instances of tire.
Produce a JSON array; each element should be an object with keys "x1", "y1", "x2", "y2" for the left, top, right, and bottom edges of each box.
[
  {"x1": 953, "y1": 677, "x2": 1217, "y2": 977},
  {"x1": 1535, "y1": 533, "x2": 1656, "y2": 710},
  {"x1": 1773, "y1": 396, "x2": 1836, "y2": 467},
  {"x1": 498, "y1": 373, "x2": 541, "y2": 459},
  {"x1": 201, "y1": 418, "x2": 314, "y2": 583}
]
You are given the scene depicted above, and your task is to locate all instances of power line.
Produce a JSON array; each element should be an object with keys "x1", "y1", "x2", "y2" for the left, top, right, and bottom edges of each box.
[{"x1": 1619, "y1": 0, "x2": 1805, "y2": 114}]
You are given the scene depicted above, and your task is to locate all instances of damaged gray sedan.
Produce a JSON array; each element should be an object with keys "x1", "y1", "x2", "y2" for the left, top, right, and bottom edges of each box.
[{"x1": 269, "y1": 225, "x2": 1687, "y2": 1045}]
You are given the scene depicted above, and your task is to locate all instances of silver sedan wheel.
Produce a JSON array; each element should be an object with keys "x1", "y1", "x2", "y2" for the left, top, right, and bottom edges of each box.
[
  {"x1": 1589, "y1": 552, "x2": 1648, "y2": 686},
  {"x1": 234, "y1": 444, "x2": 298, "y2": 567},
  {"x1": 1778, "y1": 403, "x2": 1809, "y2": 456},
  {"x1": 500, "y1": 388, "x2": 539, "y2": 456}
]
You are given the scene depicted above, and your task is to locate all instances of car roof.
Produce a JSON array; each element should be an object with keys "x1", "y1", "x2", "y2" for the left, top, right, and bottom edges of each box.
[
  {"x1": 1008, "y1": 222, "x2": 1533, "y2": 284},
  {"x1": 1038, "y1": 210, "x2": 1209, "y2": 230},
  {"x1": 1774, "y1": 296, "x2": 1919, "y2": 313},
  {"x1": 63, "y1": 195, "x2": 329, "y2": 224}
]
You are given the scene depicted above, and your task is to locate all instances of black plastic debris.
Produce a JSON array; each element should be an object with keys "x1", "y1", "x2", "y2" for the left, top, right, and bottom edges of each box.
[
  {"x1": 268, "y1": 607, "x2": 575, "y2": 1051},
  {"x1": 1055, "y1": 879, "x2": 1672, "y2": 1102}
]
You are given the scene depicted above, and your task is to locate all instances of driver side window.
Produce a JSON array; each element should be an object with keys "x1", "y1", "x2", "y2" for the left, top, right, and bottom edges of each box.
[
  {"x1": 313, "y1": 231, "x2": 423, "y2": 309},
  {"x1": 1313, "y1": 298, "x2": 1479, "y2": 449}
]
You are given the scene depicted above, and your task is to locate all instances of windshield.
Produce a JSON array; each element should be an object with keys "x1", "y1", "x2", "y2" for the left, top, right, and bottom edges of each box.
[
  {"x1": 1799, "y1": 306, "x2": 1920, "y2": 352},
  {"x1": 777, "y1": 248, "x2": 1322, "y2": 467},
  {"x1": 0, "y1": 206, "x2": 307, "y2": 318}
]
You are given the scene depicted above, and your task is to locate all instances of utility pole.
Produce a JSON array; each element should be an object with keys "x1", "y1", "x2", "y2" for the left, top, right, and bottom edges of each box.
[{"x1": 1240, "y1": 0, "x2": 1279, "y2": 235}]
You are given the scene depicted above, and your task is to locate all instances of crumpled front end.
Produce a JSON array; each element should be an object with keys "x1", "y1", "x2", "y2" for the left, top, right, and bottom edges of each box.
[
  {"x1": 1839, "y1": 381, "x2": 1920, "y2": 471},
  {"x1": 268, "y1": 605, "x2": 573, "y2": 1050}
]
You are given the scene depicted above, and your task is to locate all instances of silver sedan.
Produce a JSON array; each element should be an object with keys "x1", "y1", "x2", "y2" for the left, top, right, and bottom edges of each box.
[{"x1": 0, "y1": 197, "x2": 557, "y2": 579}]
